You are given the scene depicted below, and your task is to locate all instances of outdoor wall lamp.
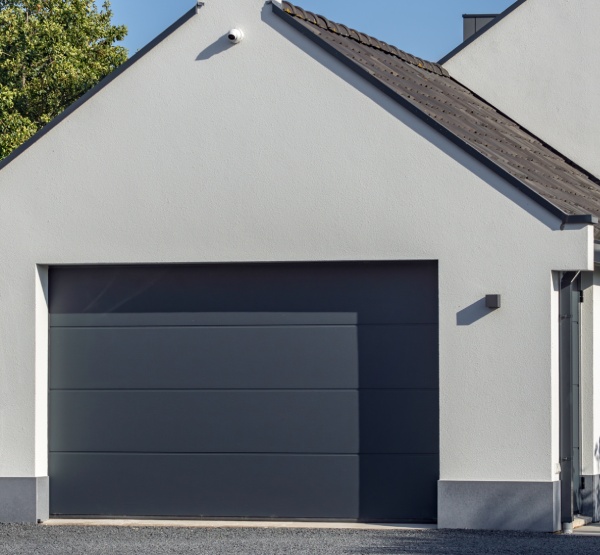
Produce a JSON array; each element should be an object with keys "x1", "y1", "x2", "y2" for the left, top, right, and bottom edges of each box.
[{"x1": 485, "y1": 294, "x2": 501, "y2": 309}]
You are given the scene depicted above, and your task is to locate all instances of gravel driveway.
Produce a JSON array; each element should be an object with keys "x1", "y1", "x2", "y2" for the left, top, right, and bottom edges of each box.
[{"x1": 1, "y1": 525, "x2": 599, "y2": 555}]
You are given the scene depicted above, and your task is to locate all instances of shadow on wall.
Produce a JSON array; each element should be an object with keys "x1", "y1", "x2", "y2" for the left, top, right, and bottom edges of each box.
[
  {"x1": 456, "y1": 298, "x2": 495, "y2": 325},
  {"x1": 196, "y1": 34, "x2": 235, "y2": 60}
]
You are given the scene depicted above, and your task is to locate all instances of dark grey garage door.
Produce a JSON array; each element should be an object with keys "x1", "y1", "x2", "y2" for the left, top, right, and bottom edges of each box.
[{"x1": 49, "y1": 262, "x2": 438, "y2": 521}]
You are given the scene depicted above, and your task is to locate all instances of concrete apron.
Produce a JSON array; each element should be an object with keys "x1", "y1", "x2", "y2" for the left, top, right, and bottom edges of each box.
[{"x1": 44, "y1": 519, "x2": 436, "y2": 531}]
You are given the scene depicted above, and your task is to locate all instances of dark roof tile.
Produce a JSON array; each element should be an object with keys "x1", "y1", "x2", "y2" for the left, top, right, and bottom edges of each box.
[
  {"x1": 280, "y1": 1, "x2": 448, "y2": 76},
  {"x1": 277, "y1": 1, "x2": 600, "y2": 238},
  {"x1": 336, "y1": 24, "x2": 351, "y2": 37}
]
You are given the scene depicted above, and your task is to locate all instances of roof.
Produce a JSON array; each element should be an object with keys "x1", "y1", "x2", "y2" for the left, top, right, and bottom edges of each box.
[{"x1": 276, "y1": 1, "x2": 600, "y2": 238}]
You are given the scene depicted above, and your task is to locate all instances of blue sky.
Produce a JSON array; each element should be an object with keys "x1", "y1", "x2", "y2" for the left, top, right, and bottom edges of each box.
[{"x1": 108, "y1": 0, "x2": 516, "y2": 62}]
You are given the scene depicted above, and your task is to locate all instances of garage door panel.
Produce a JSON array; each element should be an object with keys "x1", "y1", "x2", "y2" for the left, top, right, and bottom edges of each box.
[
  {"x1": 49, "y1": 262, "x2": 439, "y2": 520},
  {"x1": 50, "y1": 390, "x2": 359, "y2": 454},
  {"x1": 359, "y1": 455, "x2": 438, "y2": 521},
  {"x1": 50, "y1": 325, "x2": 358, "y2": 390},
  {"x1": 49, "y1": 453, "x2": 359, "y2": 518},
  {"x1": 359, "y1": 390, "x2": 439, "y2": 454},
  {"x1": 358, "y1": 325, "x2": 438, "y2": 389},
  {"x1": 49, "y1": 263, "x2": 438, "y2": 324}
]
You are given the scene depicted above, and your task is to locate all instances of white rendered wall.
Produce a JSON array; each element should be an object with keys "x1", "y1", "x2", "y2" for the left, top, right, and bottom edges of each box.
[
  {"x1": 0, "y1": 0, "x2": 592, "y2": 491},
  {"x1": 443, "y1": 0, "x2": 600, "y2": 179}
]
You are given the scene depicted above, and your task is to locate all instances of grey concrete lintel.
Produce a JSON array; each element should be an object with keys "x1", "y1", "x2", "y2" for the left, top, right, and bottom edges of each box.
[
  {"x1": 438, "y1": 480, "x2": 560, "y2": 532},
  {"x1": 0, "y1": 477, "x2": 49, "y2": 523}
]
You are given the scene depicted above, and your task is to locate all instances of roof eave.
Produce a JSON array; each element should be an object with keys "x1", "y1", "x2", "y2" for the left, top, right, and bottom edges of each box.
[{"x1": 565, "y1": 215, "x2": 598, "y2": 225}]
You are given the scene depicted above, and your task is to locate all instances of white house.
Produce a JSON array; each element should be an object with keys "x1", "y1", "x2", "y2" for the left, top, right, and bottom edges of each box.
[
  {"x1": 442, "y1": 0, "x2": 600, "y2": 526},
  {"x1": 0, "y1": 0, "x2": 598, "y2": 532}
]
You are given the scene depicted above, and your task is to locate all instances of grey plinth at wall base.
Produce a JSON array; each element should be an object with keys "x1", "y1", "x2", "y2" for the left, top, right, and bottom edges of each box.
[
  {"x1": 438, "y1": 480, "x2": 560, "y2": 532},
  {"x1": 580, "y1": 475, "x2": 600, "y2": 522},
  {"x1": 0, "y1": 477, "x2": 49, "y2": 523}
]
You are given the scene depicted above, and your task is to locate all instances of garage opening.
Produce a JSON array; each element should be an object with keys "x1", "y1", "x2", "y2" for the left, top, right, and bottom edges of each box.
[{"x1": 48, "y1": 261, "x2": 438, "y2": 521}]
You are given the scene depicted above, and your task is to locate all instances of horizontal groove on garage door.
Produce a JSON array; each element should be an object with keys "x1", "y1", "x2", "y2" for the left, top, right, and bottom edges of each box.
[{"x1": 49, "y1": 312, "x2": 359, "y2": 327}]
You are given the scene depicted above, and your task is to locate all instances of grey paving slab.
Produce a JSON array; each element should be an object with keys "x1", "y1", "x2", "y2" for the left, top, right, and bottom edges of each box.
[{"x1": 1, "y1": 525, "x2": 600, "y2": 554}]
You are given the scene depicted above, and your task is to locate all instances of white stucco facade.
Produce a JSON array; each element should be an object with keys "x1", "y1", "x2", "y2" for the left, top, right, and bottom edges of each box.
[
  {"x1": 0, "y1": 0, "x2": 595, "y2": 529},
  {"x1": 443, "y1": 0, "x2": 600, "y2": 179},
  {"x1": 444, "y1": 0, "x2": 600, "y2": 524}
]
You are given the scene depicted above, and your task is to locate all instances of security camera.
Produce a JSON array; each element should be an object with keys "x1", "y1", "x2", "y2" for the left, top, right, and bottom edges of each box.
[{"x1": 227, "y1": 29, "x2": 244, "y2": 44}]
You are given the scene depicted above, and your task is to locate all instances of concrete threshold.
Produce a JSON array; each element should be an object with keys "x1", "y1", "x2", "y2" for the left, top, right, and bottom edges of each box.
[
  {"x1": 572, "y1": 514, "x2": 593, "y2": 530},
  {"x1": 573, "y1": 524, "x2": 600, "y2": 535},
  {"x1": 44, "y1": 519, "x2": 436, "y2": 531},
  {"x1": 573, "y1": 515, "x2": 600, "y2": 535}
]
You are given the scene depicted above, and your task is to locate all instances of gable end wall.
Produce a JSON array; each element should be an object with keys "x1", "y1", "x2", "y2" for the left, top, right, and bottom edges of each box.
[{"x1": 0, "y1": 0, "x2": 593, "y2": 528}]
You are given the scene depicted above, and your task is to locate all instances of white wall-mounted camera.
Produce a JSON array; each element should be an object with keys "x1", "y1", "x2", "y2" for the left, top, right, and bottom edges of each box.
[{"x1": 227, "y1": 29, "x2": 244, "y2": 44}]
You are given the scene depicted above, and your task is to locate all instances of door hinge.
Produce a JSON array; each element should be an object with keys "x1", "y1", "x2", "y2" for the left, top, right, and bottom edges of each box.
[
  {"x1": 580, "y1": 290, "x2": 584, "y2": 303},
  {"x1": 581, "y1": 476, "x2": 586, "y2": 490}
]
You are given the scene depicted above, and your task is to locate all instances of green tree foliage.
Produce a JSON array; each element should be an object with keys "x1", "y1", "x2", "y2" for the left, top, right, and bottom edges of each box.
[{"x1": 0, "y1": 0, "x2": 127, "y2": 159}]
